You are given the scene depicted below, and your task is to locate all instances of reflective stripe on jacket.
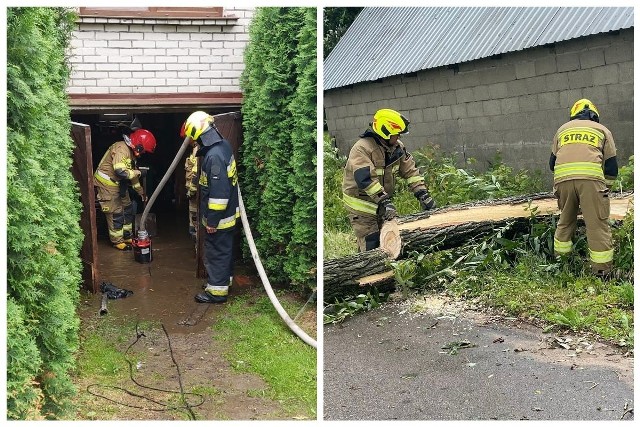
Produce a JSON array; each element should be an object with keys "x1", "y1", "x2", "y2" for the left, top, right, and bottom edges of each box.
[
  {"x1": 94, "y1": 141, "x2": 143, "y2": 195},
  {"x1": 342, "y1": 133, "x2": 426, "y2": 216},
  {"x1": 198, "y1": 137, "x2": 239, "y2": 230},
  {"x1": 551, "y1": 120, "x2": 617, "y2": 185}
]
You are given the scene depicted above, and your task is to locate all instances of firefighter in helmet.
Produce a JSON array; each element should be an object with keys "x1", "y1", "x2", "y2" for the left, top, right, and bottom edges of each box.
[
  {"x1": 342, "y1": 108, "x2": 436, "y2": 252},
  {"x1": 94, "y1": 122, "x2": 156, "y2": 250},
  {"x1": 182, "y1": 123, "x2": 199, "y2": 241},
  {"x1": 183, "y1": 111, "x2": 239, "y2": 303},
  {"x1": 550, "y1": 99, "x2": 618, "y2": 277}
]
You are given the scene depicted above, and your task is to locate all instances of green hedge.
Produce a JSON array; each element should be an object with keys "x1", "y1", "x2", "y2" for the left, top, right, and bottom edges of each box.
[
  {"x1": 7, "y1": 7, "x2": 83, "y2": 419},
  {"x1": 240, "y1": 7, "x2": 317, "y2": 292}
]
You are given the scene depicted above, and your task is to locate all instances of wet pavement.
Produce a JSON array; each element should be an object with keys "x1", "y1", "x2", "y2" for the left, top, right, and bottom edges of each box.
[
  {"x1": 93, "y1": 211, "x2": 254, "y2": 334},
  {"x1": 324, "y1": 297, "x2": 634, "y2": 421}
]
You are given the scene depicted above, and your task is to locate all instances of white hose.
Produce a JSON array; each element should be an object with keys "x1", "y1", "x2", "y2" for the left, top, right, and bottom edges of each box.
[{"x1": 238, "y1": 186, "x2": 318, "y2": 349}]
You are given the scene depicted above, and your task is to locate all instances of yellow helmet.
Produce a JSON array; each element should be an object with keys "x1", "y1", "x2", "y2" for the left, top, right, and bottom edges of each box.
[
  {"x1": 570, "y1": 99, "x2": 599, "y2": 120},
  {"x1": 183, "y1": 111, "x2": 214, "y2": 140},
  {"x1": 371, "y1": 109, "x2": 409, "y2": 139}
]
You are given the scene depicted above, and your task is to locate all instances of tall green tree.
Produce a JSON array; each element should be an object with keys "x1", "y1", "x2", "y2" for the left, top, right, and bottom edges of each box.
[
  {"x1": 323, "y1": 7, "x2": 363, "y2": 58},
  {"x1": 240, "y1": 7, "x2": 317, "y2": 291},
  {"x1": 7, "y1": 7, "x2": 83, "y2": 419},
  {"x1": 285, "y1": 7, "x2": 318, "y2": 287}
]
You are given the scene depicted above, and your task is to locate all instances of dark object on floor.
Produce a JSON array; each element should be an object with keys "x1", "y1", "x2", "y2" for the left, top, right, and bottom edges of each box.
[{"x1": 100, "y1": 281, "x2": 134, "y2": 299}]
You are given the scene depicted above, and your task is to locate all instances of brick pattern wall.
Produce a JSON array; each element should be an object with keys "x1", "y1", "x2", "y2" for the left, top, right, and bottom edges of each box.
[
  {"x1": 325, "y1": 29, "x2": 633, "y2": 178},
  {"x1": 67, "y1": 7, "x2": 254, "y2": 95}
]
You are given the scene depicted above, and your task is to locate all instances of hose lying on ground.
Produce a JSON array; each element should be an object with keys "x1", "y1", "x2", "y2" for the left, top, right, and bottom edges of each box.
[{"x1": 238, "y1": 186, "x2": 318, "y2": 349}]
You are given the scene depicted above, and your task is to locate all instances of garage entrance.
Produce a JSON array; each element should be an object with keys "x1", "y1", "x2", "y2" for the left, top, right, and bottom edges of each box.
[{"x1": 70, "y1": 109, "x2": 242, "y2": 292}]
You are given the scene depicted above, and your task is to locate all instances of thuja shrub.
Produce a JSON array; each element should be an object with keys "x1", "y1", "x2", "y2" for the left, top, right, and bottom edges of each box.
[
  {"x1": 240, "y1": 8, "x2": 317, "y2": 292},
  {"x1": 7, "y1": 7, "x2": 83, "y2": 419},
  {"x1": 284, "y1": 8, "x2": 318, "y2": 288}
]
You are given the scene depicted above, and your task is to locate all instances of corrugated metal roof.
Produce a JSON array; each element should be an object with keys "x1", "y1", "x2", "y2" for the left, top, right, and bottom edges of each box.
[{"x1": 324, "y1": 7, "x2": 633, "y2": 90}]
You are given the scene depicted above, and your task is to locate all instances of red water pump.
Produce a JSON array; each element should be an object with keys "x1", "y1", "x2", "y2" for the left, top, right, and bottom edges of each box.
[{"x1": 132, "y1": 230, "x2": 152, "y2": 263}]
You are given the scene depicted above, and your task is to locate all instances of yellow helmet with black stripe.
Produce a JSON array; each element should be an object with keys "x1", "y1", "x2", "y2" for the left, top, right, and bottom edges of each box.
[
  {"x1": 183, "y1": 111, "x2": 214, "y2": 141},
  {"x1": 570, "y1": 99, "x2": 599, "y2": 121},
  {"x1": 371, "y1": 109, "x2": 410, "y2": 139}
]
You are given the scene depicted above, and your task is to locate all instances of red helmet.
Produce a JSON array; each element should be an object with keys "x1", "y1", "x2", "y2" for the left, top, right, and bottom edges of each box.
[{"x1": 129, "y1": 129, "x2": 156, "y2": 156}]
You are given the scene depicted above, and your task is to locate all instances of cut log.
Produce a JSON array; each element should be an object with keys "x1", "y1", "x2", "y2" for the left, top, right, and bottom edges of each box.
[
  {"x1": 323, "y1": 249, "x2": 395, "y2": 303},
  {"x1": 324, "y1": 192, "x2": 633, "y2": 302}
]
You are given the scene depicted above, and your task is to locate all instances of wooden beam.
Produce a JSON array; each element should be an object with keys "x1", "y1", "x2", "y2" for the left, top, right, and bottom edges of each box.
[{"x1": 68, "y1": 92, "x2": 243, "y2": 111}]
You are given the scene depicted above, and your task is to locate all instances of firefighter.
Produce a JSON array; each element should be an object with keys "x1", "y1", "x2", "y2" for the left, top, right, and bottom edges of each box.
[
  {"x1": 342, "y1": 108, "x2": 436, "y2": 252},
  {"x1": 94, "y1": 127, "x2": 156, "y2": 250},
  {"x1": 550, "y1": 99, "x2": 618, "y2": 278},
  {"x1": 184, "y1": 130, "x2": 199, "y2": 240},
  {"x1": 183, "y1": 111, "x2": 239, "y2": 304}
]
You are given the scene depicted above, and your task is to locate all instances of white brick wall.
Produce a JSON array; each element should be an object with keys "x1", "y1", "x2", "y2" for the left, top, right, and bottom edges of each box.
[{"x1": 67, "y1": 7, "x2": 254, "y2": 95}]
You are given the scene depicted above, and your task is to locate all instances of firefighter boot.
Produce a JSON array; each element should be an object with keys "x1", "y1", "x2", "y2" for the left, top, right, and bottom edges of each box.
[
  {"x1": 195, "y1": 284, "x2": 228, "y2": 304},
  {"x1": 113, "y1": 242, "x2": 132, "y2": 250}
]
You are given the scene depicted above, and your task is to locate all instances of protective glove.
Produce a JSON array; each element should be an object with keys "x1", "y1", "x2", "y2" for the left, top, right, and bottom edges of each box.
[
  {"x1": 415, "y1": 189, "x2": 436, "y2": 211},
  {"x1": 377, "y1": 196, "x2": 397, "y2": 223}
]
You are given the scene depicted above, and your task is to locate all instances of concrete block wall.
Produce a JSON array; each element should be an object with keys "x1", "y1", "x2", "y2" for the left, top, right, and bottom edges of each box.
[
  {"x1": 67, "y1": 7, "x2": 254, "y2": 95},
  {"x1": 325, "y1": 29, "x2": 633, "y2": 182}
]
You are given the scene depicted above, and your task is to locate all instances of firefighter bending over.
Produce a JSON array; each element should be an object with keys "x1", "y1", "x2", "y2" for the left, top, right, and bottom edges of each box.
[
  {"x1": 550, "y1": 99, "x2": 618, "y2": 278},
  {"x1": 94, "y1": 125, "x2": 156, "y2": 250},
  {"x1": 183, "y1": 111, "x2": 239, "y2": 304},
  {"x1": 342, "y1": 108, "x2": 436, "y2": 252}
]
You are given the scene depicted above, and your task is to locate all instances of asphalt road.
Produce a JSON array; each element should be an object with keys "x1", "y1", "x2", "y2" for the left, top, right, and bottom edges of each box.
[{"x1": 323, "y1": 296, "x2": 634, "y2": 421}]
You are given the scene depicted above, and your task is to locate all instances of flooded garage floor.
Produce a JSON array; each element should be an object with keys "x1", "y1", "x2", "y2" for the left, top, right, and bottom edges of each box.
[{"x1": 93, "y1": 211, "x2": 255, "y2": 334}]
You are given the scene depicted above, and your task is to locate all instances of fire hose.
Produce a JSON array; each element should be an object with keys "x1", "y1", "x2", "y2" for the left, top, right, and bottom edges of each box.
[{"x1": 137, "y1": 120, "x2": 317, "y2": 349}]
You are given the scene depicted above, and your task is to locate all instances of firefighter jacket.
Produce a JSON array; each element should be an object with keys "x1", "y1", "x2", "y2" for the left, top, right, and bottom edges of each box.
[
  {"x1": 185, "y1": 145, "x2": 198, "y2": 197},
  {"x1": 94, "y1": 140, "x2": 144, "y2": 196},
  {"x1": 197, "y1": 137, "x2": 239, "y2": 230},
  {"x1": 342, "y1": 130, "x2": 427, "y2": 217},
  {"x1": 550, "y1": 119, "x2": 618, "y2": 187}
]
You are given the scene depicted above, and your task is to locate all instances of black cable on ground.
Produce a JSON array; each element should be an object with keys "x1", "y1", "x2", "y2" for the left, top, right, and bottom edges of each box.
[
  {"x1": 86, "y1": 321, "x2": 204, "y2": 419},
  {"x1": 161, "y1": 323, "x2": 197, "y2": 420}
]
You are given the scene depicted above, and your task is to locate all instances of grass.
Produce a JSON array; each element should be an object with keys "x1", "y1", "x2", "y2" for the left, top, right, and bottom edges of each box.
[
  {"x1": 73, "y1": 315, "x2": 148, "y2": 381},
  {"x1": 445, "y1": 251, "x2": 634, "y2": 345},
  {"x1": 212, "y1": 294, "x2": 317, "y2": 419},
  {"x1": 323, "y1": 228, "x2": 357, "y2": 259}
]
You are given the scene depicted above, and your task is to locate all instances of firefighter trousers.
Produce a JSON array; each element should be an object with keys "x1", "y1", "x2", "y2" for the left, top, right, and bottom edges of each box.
[
  {"x1": 348, "y1": 213, "x2": 380, "y2": 252},
  {"x1": 188, "y1": 197, "x2": 198, "y2": 237},
  {"x1": 553, "y1": 179, "x2": 613, "y2": 274},
  {"x1": 203, "y1": 226, "x2": 235, "y2": 297},
  {"x1": 95, "y1": 184, "x2": 134, "y2": 245}
]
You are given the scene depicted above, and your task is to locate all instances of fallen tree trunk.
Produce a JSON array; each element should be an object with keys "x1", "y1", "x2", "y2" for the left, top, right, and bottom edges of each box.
[{"x1": 324, "y1": 192, "x2": 633, "y2": 302}]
